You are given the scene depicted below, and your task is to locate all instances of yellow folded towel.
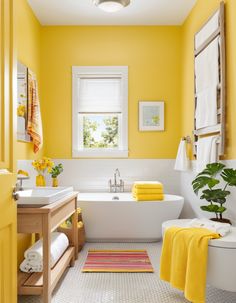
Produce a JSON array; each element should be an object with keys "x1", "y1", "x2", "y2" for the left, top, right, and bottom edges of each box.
[
  {"x1": 132, "y1": 188, "x2": 163, "y2": 195},
  {"x1": 160, "y1": 227, "x2": 220, "y2": 303},
  {"x1": 132, "y1": 193, "x2": 164, "y2": 201},
  {"x1": 133, "y1": 181, "x2": 163, "y2": 190}
]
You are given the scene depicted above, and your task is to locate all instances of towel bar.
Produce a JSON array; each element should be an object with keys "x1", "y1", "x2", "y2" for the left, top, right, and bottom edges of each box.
[{"x1": 182, "y1": 136, "x2": 191, "y2": 144}]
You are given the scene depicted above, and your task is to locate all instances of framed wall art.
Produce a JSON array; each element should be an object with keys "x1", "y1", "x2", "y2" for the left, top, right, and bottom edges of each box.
[{"x1": 139, "y1": 101, "x2": 164, "y2": 131}]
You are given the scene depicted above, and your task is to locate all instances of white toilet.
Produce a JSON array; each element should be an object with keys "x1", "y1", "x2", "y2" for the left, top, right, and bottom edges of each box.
[{"x1": 162, "y1": 219, "x2": 236, "y2": 292}]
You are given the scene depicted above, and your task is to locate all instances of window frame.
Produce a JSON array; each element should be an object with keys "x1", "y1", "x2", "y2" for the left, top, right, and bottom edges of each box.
[{"x1": 72, "y1": 66, "x2": 128, "y2": 158}]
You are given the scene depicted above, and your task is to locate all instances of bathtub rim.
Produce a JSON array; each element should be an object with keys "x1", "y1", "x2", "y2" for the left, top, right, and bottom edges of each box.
[{"x1": 77, "y1": 192, "x2": 184, "y2": 203}]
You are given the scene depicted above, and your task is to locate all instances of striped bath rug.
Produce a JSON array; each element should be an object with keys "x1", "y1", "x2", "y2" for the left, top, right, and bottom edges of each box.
[{"x1": 82, "y1": 250, "x2": 154, "y2": 273}]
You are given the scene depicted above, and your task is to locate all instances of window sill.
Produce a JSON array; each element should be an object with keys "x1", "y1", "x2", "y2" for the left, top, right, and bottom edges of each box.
[{"x1": 72, "y1": 149, "x2": 129, "y2": 158}]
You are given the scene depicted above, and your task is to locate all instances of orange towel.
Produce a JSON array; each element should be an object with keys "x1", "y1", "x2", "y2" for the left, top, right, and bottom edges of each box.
[{"x1": 27, "y1": 70, "x2": 43, "y2": 153}]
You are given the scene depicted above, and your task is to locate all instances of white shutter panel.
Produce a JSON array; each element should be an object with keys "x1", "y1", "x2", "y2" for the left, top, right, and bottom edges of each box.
[{"x1": 78, "y1": 77, "x2": 122, "y2": 113}]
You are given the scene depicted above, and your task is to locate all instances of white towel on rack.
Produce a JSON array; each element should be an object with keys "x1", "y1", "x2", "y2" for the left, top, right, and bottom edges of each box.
[
  {"x1": 20, "y1": 259, "x2": 43, "y2": 273},
  {"x1": 195, "y1": 37, "x2": 220, "y2": 93},
  {"x1": 195, "y1": 86, "x2": 218, "y2": 129},
  {"x1": 174, "y1": 139, "x2": 190, "y2": 171},
  {"x1": 22, "y1": 232, "x2": 69, "y2": 270},
  {"x1": 196, "y1": 136, "x2": 219, "y2": 173},
  {"x1": 195, "y1": 11, "x2": 219, "y2": 49}
]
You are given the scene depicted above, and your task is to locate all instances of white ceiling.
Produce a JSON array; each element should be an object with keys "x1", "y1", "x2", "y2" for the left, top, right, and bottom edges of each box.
[{"x1": 27, "y1": 0, "x2": 197, "y2": 26}]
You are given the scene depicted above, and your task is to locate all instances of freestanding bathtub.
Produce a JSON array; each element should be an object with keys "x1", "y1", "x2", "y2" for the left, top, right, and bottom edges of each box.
[{"x1": 77, "y1": 193, "x2": 184, "y2": 242}]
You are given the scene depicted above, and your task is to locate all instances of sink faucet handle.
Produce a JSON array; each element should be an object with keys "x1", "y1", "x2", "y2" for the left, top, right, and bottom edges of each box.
[{"x1": 16, "y1": 172, "x2": 30, "y2": 191}]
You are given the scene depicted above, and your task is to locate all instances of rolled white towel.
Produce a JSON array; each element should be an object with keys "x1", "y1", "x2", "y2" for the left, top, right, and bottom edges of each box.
[
  {"x1": 24, "y1": 232, "x2": 69, "y2": 267},
  {"x1": 20, "y1": 259, "x2": 43, "y2": 273},
  {"x1": 189, "y1": 218, "x2": 231, "y2": 237}
]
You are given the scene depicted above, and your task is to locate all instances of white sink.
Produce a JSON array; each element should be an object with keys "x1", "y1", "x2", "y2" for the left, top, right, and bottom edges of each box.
[{"x1": 17, "y1": 186, "x2": 74, "y2": 205}]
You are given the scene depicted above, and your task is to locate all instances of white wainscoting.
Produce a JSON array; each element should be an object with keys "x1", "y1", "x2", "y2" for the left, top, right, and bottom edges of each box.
[
  {"x1": 17, "y1": 159, "x2": 181, "y2": 194},
  {"x1": 17, "y1": 158, "x2": 236, "y2": 224},
  {"x1": 180, "y1": 160, "x2": 236, "y2": 225}
]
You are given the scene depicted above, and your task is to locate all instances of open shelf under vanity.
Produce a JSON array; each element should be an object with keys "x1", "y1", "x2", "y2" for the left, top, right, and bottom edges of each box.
[{"x1": 17, "y1": 192, "x2": 79, "y2": 303}]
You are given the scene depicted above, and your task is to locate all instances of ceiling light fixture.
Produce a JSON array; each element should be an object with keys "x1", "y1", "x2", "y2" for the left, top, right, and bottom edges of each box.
[{"x1": 93, "y1": 0, "x2": 131, "y2": 13}]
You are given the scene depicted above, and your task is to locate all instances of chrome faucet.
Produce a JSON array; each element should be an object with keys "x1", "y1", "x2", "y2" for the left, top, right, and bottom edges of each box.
[
  {"x1": 16, "y1": 175, "x2": 30, "y2": 191},
  {"x1": 12, "y1": 174, "x2": 30, "y2": 201},
  {"x1": 109, "y1": 168, "x2": 124, "y2": 193}
]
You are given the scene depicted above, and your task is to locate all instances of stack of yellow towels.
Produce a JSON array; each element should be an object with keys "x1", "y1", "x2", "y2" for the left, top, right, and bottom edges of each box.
[{"x1": 132, "y1": 181, "x2": 164, "y2": 201}]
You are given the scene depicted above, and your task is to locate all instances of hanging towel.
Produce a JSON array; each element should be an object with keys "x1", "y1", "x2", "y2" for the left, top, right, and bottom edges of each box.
[
  {"x1": 160, "y1": 227, "x2": 220, "y2": 303},
  {"x1": 195, "y1": 11, "x2": 219, "y2": 49},
  {"x1": 196, "y1": 136, "x2": 219, "y2": 173},
  {"x1": 195, "y1": 86, "x2": 218, "y2": 129},
  {"x1": 195, "y1": 37, "x2": 219, "y2": 93},
  {"x1": 174, "y1": 139, "x2": 190, "y2": 172},
  {"x1": 27, "y1": 69, "x2": 43, "y2": 153}
]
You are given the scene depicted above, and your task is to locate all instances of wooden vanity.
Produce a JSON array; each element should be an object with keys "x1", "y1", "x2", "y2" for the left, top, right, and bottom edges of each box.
[{"x1": 17, "y1": 192, "x2": 78, "y2": 303}]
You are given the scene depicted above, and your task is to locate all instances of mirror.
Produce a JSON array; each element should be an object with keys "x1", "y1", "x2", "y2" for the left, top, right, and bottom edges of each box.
[{"x1": 17, "y1": 61, "x2": 31, "y2": 142}]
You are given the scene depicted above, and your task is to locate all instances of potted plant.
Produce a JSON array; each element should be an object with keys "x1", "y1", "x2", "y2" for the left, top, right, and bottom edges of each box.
[
  {"x1": 49, "y1": 163, "x2": 63, "y2": 187},
  {"x1": 192, "y1": 162, "x2": 236, "y2": 224}
]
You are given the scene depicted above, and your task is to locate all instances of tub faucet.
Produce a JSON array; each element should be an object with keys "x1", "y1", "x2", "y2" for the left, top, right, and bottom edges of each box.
[{"x1": 109, "y1": 168, "x2": 124, "y2": 193}]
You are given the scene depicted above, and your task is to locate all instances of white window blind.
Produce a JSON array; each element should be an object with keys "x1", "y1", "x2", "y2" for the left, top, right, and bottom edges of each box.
[
  {"x1": 72, "y1": 66, "x2": 128, "y2": 158},
  {"x1": 78, "y1": 77, "x2": 122, "y2": 113}
]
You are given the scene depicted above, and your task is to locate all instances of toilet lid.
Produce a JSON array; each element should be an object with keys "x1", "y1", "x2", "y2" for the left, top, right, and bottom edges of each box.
[{"x1": 162, "y1": 219, "x2": 236, "y2": 249}]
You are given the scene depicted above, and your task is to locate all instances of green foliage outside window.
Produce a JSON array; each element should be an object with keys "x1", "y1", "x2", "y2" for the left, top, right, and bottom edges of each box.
[{"x1": 83, "y1": 116, "x2": 118, "y2": 148}]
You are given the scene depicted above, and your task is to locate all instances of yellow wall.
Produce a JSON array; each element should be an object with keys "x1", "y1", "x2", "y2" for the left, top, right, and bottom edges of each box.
[
  {"x1": 16, "y1": 0, "x2": 44, "y2": 160},
  {"x1": 40, "y1": 26, "x2": 182, "y2": 159},
  {"x1": 182, "y1": 0, "x2": 236, "y2": 159}
]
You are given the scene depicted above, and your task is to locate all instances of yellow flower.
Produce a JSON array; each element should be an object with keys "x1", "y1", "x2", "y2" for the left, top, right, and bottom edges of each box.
[
  {"x1": 17, "y1": 105, "x2": 26, "y2": 117},
  {"x1": 32, "y1": 157, "x2": 54, "y2": 174}
]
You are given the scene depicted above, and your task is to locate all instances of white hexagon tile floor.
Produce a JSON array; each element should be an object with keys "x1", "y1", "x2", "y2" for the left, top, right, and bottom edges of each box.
[{"x1": 18, "y1": 242, "x2": 236, "y2": 303}]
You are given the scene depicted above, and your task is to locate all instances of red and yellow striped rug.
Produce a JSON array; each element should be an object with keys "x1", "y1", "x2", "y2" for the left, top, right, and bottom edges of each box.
[{"x1": 82, "y1": 250, "x2": 154, "y2": 273}]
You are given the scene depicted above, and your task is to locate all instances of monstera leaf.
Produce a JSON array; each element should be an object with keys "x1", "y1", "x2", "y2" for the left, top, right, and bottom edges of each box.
[
  {"x1": 221, "y1": 168, "x2": 236, "y2": 186},
  {"x1": 200, "y1": 204, "x2": 220, "y2": 213},
  {"x1": 197, "y1": 163, "x2": 225, "y2": 177},
  {"x1": 200, "y1": 204, "x2": 226, "y2": 214},
  {"x1": 200, "y1": 189, "x2": 230, "y2": 204},
  {"x1": 192, "y1": 163, "x2": 226, "y2": 194},
  {"x1": 192, "y1": 176, "x2": 219, "y2": 194},
  {"x1": 217, "y1": 206, "x2": 227, "y2": 213}
]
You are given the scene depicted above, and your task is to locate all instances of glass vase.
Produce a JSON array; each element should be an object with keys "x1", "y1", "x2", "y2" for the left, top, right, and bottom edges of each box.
[{"x1": 36, "y1": 174, "x2": 46, "y2": 187}]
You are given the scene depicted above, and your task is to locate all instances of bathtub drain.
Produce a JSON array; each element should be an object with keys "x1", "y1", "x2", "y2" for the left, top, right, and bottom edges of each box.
[{"x1": 112, "y1": 196, "x2": 119, "y2": 201}]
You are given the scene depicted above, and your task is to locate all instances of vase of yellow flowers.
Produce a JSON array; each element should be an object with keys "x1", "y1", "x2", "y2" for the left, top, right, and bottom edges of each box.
[{"x1": 32, "y1": 157, "x2": 54, "y2": 187}]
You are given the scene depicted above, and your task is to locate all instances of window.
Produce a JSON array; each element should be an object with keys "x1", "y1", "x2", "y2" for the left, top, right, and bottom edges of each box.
[{"x1": 72, "y1": 66, "x2": 128, "y2": 157}]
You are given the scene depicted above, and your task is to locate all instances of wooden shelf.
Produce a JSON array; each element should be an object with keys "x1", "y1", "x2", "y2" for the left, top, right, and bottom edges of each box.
[
  {"x1": 18, "y1": 246, "x2": 75, "y2": 296},
  {"x1": 17, "y1": 192, "x2": 79, "y2": 303}
]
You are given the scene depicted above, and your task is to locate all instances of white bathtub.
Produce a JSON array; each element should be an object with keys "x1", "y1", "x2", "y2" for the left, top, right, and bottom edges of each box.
[{"x1": 77, "y1": 193, "x2": 184, "y2": 242}]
